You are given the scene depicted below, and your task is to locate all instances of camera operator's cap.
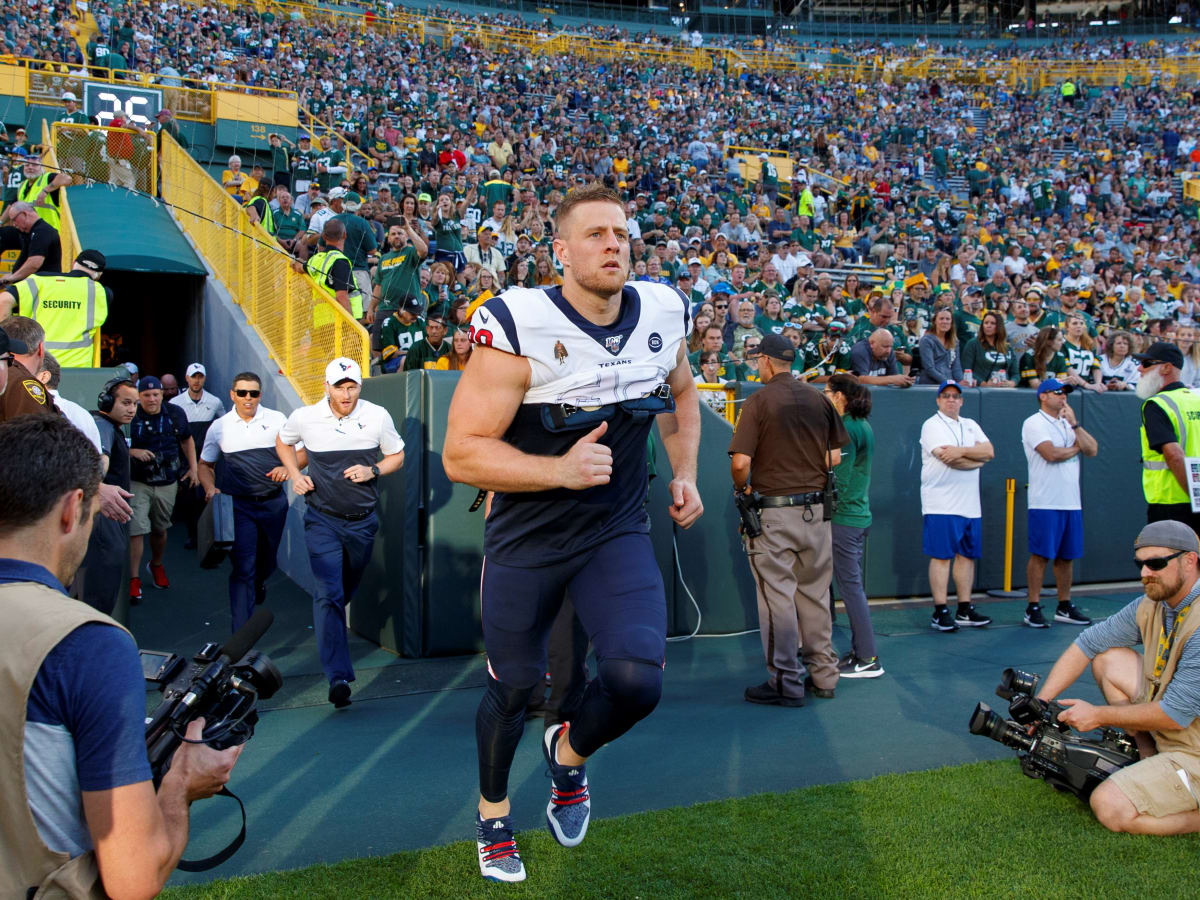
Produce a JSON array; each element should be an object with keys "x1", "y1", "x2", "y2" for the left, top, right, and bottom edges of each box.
[
  {"x1": 325, "y1": 357, "x2": 362, "y2": 386},
  {"x1": 186, "y1": 363, "x2": 206, "y2": 377},
  {"x1": 1036, "y1": 378, "x2": 1073, "y2": 396},
  {"x1": 1133, "y1": 341, "x2": 1185, "y2": 369},
  {"x1": 1135, "y1": 520, "x2": 1200, "y2": 555},
  {"x1": 137, "y1": 375, "x2": 163, "y2": 392},
  {"x1": 75, "y1": 249, "x2": 106, "y2": 274},
  {"x1": 937, "y1": 379, "x2": 963, "y2": 395},
  {"x1": 0, "y1": 324, "x2": 28, "y2": 356},
  {"x1": 756, "y1": 333, "x2": 796, "y2": 362}
]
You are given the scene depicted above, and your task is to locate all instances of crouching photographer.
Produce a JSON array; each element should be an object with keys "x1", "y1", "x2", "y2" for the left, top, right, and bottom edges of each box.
[
  {"x1": 0, "y1": 416, "x2": 242, "y2": 900},
  {"x1": 1034, "y1": 520, "x2": 1200, "y2": 836}
]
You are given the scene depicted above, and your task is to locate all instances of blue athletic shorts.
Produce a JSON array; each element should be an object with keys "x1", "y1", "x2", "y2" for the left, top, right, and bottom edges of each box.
[
  {"x1": 1028, "y1": 508, "x2": 1084, "y2": 561},
  {"x1": 922, "y1": 514, "x2": 982, "y2": 561},
  {"x1": 481, "y1": 531, "x2": 666, "y2": 689}
]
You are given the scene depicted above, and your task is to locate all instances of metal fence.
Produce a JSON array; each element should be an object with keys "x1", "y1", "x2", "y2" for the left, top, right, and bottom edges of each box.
[
  {"x1": 159, "y1": 133, "x2": 369, "y2": 404},
  {"x1": 50, "y1": 121, "x2": 157, "y2": 195}
]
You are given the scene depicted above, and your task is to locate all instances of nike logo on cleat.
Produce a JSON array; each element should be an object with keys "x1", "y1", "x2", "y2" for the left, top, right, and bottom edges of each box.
[{"x1": 568, "y1": 769, "x2": 579, "y2": 776}]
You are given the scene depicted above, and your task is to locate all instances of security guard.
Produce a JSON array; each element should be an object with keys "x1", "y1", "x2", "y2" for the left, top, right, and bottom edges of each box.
[
  {"x1": 14, "y1": 156, "x2": 72, "y2": 231},
  {"x1": 0, "y1": 316, "x2": 57, "y2": 421},
  {"x1": 199, "y1": 371, "x2": 298, "y2": 631},
  {"x1": 729, "y1": 333, "x2": 848, "y2": 707},
  {"x1": 306, "y1": 218, "x2": 363, "y2": 321},
  {"x1": 276, "y1": 357, "x2": 404, "y2": 708},
  {"x1": 243, "y1": 176, "x2": 276, "y2": 236},
  {"x1": 0, "y1": 249, "x2": 109, "y2": 368},
  {"x1": 1135, "y1": 341, "x2": 1200, "y2": 534}
]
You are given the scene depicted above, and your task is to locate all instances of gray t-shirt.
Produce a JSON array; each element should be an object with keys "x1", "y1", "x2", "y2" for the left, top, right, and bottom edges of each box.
[
  {"x1": 1006, "y1": 320, "x2": 1039, "y2": 351},
  {"x1": 849, "y1": 339, "x2": 898, "y2": 377}
]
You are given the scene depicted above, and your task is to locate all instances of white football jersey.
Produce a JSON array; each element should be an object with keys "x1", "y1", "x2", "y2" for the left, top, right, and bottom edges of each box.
[{"x1": 468, "y1": 283, "x2": 690, "y2": 406}]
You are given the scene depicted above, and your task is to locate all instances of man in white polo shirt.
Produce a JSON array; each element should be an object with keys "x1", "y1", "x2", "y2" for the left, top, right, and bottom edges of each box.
[
  {"x1": 275, "y1": 357, "x2": 405, "y2": 708},
  {"x1": 170, "y1": 362, "x2": 225, "y2": 548},
  {"x1": 1021, "y1": 378, "x2": 1099, "y2": 629},
  {"x1": 920, "y1": 380, "x2": 996, "y2": 632}
]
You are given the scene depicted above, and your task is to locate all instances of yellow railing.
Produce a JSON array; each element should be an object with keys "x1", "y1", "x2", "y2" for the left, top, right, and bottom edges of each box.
[
  {"x1": 696, "y1": 383, "x2": 738, "y2": 425},
  {"x1": 40, "y1": 121, "x2": 95, "y2": 365},
  {"x1": 158, "y1": 133, "x2": 368, "y2": 403}
]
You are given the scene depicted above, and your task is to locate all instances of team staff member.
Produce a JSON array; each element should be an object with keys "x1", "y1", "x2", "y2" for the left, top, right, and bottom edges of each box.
[
  {"x1": 0, "y1": 250, "x2": 109, "y2": 368},
  {"x1": 79, "y1": 377, "x2": 138, "y2": 616},
  {"x1": 920, "y1": 380, "x2": 995, "y2": 632},
  {"x1": 0, "y1": 316, "x2": 56, "y2": 421},
  {"x1": 1135, "y1": 341, "x2": 1200, "y2": 535},
  {"x1": 200, "y1": 372, "x2": 299, "y2": 631},
  {"x1": 170, "y1": 363, "x2": 225, "y2": 548},
  {"x1": 129, "y1": 376, "x2": 198, "y2": 602},
  {"x1": 1021, "y1": 379, "x2": 1099, "y2": 629},
  {"x1": 1036, "y1": 521, "x2": 1200, "y2": 835},
  {"x1": 0, "y1": 416, "x2": 241, "y2": 899},
  {"x1": 443, "y1": 184, "x2": 702, "y2": 882},
  {"x1": 276, "y1": 357, "x2": 404, "y2": 708},
  {"x1": 0, "y1": 202, "x2": 61, "y2": 284},
  {"x1": 731, "y1": 333, "x2": 848, "y2": 707}
]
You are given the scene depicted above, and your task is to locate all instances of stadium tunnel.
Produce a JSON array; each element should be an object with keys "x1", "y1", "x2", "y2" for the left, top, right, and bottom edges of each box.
[{"x1": 66, "y1": 184, "x2": 207, "y2": 377}]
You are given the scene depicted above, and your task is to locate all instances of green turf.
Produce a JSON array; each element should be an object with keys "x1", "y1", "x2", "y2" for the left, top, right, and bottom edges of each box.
[{"x1": 162, "y1": 758, "x2": 1198, "y2": 899}]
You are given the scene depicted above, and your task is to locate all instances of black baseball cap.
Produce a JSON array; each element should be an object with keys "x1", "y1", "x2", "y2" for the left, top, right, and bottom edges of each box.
[
  {"x1": 755, "y1": 333, "x2": 796, "y2": 363},
  {"x1": 1133, "y1": 341, "x2": 1184, "y2": 369},
  {"x1": 0, "y1": 325, "x2": 28, "y2": 356},
  {"x1": 75, "y1": 249, "x2": 106, "y2": 274}
]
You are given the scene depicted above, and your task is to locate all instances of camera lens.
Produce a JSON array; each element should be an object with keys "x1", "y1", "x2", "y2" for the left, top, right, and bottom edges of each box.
[
  {"x1": 969, "y1": 702, "x2": 1035, "y2": 752},
  {"x1": 997, "y1": 667, "x2": 1040, "y2": 700}
]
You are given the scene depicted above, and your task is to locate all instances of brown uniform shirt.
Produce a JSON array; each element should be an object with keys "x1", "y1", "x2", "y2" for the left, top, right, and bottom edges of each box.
[
  {"x1": 0, "y1": 359, "x2": 57, "y2": 422},
  {"x1": 728, "y1": 372, "x2": 847, "y2": 496}
]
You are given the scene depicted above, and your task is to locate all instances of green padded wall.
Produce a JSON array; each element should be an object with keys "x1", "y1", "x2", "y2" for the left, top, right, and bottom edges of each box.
[{"x1": 58, "y1": 366, "x2": 137, "y2": 411}]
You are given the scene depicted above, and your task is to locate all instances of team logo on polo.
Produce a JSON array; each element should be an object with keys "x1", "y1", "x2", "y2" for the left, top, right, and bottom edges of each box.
[
  {"x1": 22, "y1": 380, "x2": 45, "y2": 403},
  {"x1": 604, "y1": 334, "x2": 623, "y2": 354},
  {"x1": 647, "y1": 332, "x2": 662, "y2": 352},
  {"x1": 554, "y1": 340, "x2": 568, "y2": 365}
]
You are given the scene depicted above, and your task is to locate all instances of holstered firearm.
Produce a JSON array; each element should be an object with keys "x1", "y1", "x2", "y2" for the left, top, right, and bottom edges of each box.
[{"x1": 734, "y1": 490, "x2": 763, "y2": 538}]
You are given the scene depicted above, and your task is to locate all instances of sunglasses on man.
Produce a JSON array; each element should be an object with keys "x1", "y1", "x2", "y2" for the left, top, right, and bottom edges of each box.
[
  {"x1": 234, "y1": 389, "x2": 262, "y2": 398},
  {"x1": 1136, "y1": 550, "x2": 1185, "y2": 571}
]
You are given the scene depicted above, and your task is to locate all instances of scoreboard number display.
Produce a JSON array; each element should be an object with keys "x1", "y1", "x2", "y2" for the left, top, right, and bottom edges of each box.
[{"x1": 83, "y1": 82, "x2": 163, "y2": 128}]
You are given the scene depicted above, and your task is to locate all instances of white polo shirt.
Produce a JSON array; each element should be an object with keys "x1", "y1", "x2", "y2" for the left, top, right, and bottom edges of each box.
[
  {"x1": 201, "y1": 406, "x2": 289, "y2": 498},
  {"x1": 278, "y1": 397, "x2": 403, "y2": 517},
  {"x1": 170, "y1": 389, "x2": 225, "y2": 423},
  {"x1": 919, "y1": 411, "x2": 989, "y2": 518},
  {"x1": 1022, "y1": 410, "x2": 1080, "y2": 510}
]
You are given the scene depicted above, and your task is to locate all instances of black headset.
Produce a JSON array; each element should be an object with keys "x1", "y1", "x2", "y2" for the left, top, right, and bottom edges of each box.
[{"x1": 97, "y1": 377, "x2": 134, "y2": 413}]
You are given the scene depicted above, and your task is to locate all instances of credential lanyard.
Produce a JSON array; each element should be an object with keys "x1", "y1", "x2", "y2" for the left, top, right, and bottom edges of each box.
[{"x1": 1155, "y1": 602, "x2": 1193, "y2": 681}]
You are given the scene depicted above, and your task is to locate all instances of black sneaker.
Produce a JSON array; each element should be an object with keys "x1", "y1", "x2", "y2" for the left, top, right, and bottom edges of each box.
[
  {"x1": 744, "y1": 681, "x2": 805, "y2": 707},
  {"x1": 931, "y1": 606, "x2": 959, "y2": 632},
  {"x1": 1023, "y1": 604, "x2": 1049, "y2": 629},
  {"x1": 838, "y1": 655, "x2": 885, "y2": 678},
  {"x1": 955, "y1": 604, "x2": 992, "y2": 627},
  {"x1": 328, "y1": 679, "x2": 352, "y2": 709},
  {"x1": 1054, "y1": 603, "x2": 1092, "y2": 626}
]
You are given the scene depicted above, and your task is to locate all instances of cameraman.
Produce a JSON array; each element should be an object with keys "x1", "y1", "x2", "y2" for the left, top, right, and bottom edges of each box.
[
  {"x1": 1037, "y1": 520, "x2": 1200, "y2": 835},
  {"x1": 0, "y1": 416, "x2": 241, "y2": 899}
]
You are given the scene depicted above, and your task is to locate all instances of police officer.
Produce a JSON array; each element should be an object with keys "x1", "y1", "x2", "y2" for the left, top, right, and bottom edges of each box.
[
  {"x1": 78, "y1": 377, "x2": 138, "y2": 615},
  {"x1": 170, "y1": 362, "x2": 225, "y2": 548},
  {"x1": 199, "y1": 372, "x2": 297, "y2": 631},
  {"x1": 276, "y1": 357, "x2": 404, "y2": 708},
  {"x1": 1135, "y1": 341, "x2": 1200, "y2": 534},
  {"x1": 0, "y1": 249, "x2": 109, "y2": 368},
  {"x1": 0, "y1": 316, "x2": 56, "y2": 421},
  {"x1": 729, "y1": 332, "x2": 848, "y2": 707}
]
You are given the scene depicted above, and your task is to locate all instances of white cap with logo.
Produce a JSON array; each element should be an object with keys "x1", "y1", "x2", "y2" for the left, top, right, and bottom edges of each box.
[
  {"x1": 325, "y1": 357, "x2": 362, "y2": 385},
  {"x1": 186, "y1": 362, "x2": 206, "y2": 377}
]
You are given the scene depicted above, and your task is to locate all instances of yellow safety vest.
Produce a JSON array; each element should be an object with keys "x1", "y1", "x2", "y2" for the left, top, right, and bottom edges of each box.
[
  {"x1": 1140, "y1": 387, "x2": 1200, "y2": 504},
  {"x1": 243, "y1": 196, "x2": 276, "y2": 235},
  {"x1": 1062, "y1": 81, "x2": 1076, "y2": 97},
  {"x1": 17, "y1": 173, "x2": 61, "y2": 231},
  {"x1": 307, "y1": 249, "x2": 363, "y2": 324},
  {"x1": 13, "y1": 273, "x2": 104, "y2": 367}
]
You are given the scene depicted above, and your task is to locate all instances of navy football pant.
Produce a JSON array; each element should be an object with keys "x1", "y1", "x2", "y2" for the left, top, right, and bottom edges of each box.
[
  {"x1": 229, "y1": 492, "x2": 288, "y2": 632},
  {"x1": 476, "y1": 532, "x2": 666, "y2": 803}
]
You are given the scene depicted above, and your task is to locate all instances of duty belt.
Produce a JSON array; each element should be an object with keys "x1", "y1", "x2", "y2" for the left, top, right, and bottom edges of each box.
[{"x1": 759, "y1": 491, "x2": 826, "y2": 508}]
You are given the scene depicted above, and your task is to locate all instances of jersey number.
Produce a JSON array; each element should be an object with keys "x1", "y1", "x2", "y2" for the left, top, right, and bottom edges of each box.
[{"x1": 468, "y1": 325, "x2": 493, "y2": 347}]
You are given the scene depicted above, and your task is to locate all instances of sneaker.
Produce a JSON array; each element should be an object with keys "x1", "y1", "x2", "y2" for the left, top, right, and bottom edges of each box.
[
  {"x1": 328, "y1": 679, "x2": 352, "y2": 709},
  {"x1": 542, "y1": 723, "x2": 591, "y2": 848},
  {"x1": 129, "y1": 577, "x2": 142, "y2": 605},
  {"x1": 149, "y1": 563, "x2": 169, "y2": 589},
  {"x1": 744, "y1": 681, "x2": 805, "y2": 707},
  {"x1": 1054, "y1": 603, "x2": 1093, "y2": 626},
  {"x1": 838, "y1": 655, "x2": 885, "y2": 678},
  {"x1": 1023, "y1": 604, "x2": 1050, "y2": 629},
  {"x1": 955, "y1": 604, "x2": 992, "y2": 627},
  {"x1": 930, "y1": 606, "x2": 959, "y2": 632},
  {"x1": 803, "y1": 674, "x2": 835, "y2": 699},
  {"x1": 476, "y1": 813, "x2": 526, "y2": 883}
]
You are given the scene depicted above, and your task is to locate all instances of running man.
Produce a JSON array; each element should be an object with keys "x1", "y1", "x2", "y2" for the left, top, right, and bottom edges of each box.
[{"x1": 444, "y1": 183, "x2": 703, "y2": 882}]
